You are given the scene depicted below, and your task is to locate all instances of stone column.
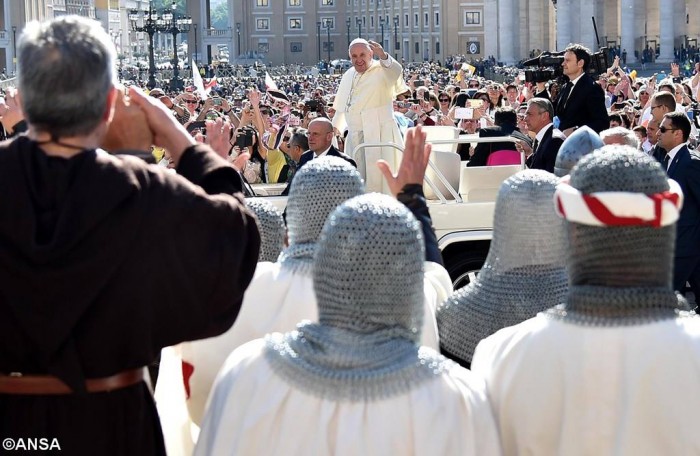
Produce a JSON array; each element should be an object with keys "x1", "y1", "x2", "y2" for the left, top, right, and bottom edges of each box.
[
  {"x1": 483, "y1": 0, "x2": 499, "y2": 59},
  {"x1": 658, "y1": 0, "x2": 675, "y2": 62},
  {"x1": 498, "y1": 0, "x2": 516, "y2": 63},
  {"x1": 578, "y1": 2, "x2": 597, "y2": 51},
  {"x1": 620, "y1": 0, "x2": 637, "y2": 63},
  {"x1": 556, "y1": 0, "x2": 572, "y2": 51}
]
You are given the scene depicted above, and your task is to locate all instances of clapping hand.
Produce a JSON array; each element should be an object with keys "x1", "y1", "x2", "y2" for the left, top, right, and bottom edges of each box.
[{"x1": 0, "y1": 87, "x2": 24, "y2": 134}]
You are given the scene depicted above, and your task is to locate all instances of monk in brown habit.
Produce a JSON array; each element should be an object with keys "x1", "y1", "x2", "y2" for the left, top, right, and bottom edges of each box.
[{"x1": 0, "y1": 16, "x2": 260, "y2": 455}]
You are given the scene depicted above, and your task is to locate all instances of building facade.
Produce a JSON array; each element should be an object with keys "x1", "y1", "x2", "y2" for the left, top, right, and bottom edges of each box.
[{"x1": 185, "y1": 0, "x2": 700, "y2": 66}]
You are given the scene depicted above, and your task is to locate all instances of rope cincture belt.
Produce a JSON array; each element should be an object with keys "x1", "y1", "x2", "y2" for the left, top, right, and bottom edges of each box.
[{"x1": 0, "y1": 367, "x2": 145, "y2": 395}]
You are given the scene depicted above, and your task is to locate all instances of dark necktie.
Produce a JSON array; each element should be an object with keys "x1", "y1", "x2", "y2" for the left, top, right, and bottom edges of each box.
[
  {"x1": 559, "y1": 82, "x2": 573, "y2": 110},
  {"x1": 532, "y1": 139, "x2": 539, "y2": 156},
  {"x1": 663, "y1": 154, "x2": 670, "y2": 171}
]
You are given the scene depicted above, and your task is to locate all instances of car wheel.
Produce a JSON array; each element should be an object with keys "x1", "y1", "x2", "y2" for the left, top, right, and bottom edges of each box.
[{"x1": 445, "y1": 250, "x2": 488, "y2": 290}]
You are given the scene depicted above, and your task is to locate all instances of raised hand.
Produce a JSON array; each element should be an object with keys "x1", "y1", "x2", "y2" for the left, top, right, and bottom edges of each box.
[
  {"x1": 101, "y1": 85, "x2": 153, "y2": 153},
  {"x1": 368, "y1": 40, "x2": 388, "y2": 60},
  {"x1": 377, "y1": 125, "x2": 432, "y2": 197}
]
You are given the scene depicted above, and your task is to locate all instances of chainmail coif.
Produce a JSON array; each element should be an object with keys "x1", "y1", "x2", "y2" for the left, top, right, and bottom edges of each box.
[
  {"x1": 436, "y1": 170, "x2": 568, "y2": 367},
  {"x1": 246, "y1": 198, "x2": 285, "y2": 262},
  {"x1": 554, "y1": 126, "x2": 604, "y2": 177},
  {"x1": 265, "y1": 193, "x2": 453, "y2": 401},
  {"x1": 278, "y1": 156, "x2": 364, "y2": 275},
  {"x1": 546, "y1": 145, "x2": 692, "y2": 325}
]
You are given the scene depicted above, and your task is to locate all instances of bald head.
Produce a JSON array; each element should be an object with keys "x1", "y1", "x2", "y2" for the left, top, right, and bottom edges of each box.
[
  {"x1": 307, "y1": 117, "x2": 334, "y2": 154},
  {"x1": 646, "y1": 118, "x2": 659, "y2": 145}
]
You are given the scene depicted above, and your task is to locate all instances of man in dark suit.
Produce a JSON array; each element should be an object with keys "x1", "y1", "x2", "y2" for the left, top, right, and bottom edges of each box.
[
  {"x1": 467, "y1": 107, "x2": 531, "y2": 167},
  {"x1": 280, "y1": 118, "x2": 356, "y2": 198},
  {"x1": 554, "y1": 44, "x2": 609, "y2": 134},
  {"x1": 658, "y1": 112, "x2": 700, "y2": 297},
  {"x1": 298, "y1": 117, "x2": 356, "y2": 169},
  {"x1": 523, "y1": 98, "x2": 566, "y2": 173},
  {"x1": 456, "y1": 117, "x2": 479, "y2": 161}
]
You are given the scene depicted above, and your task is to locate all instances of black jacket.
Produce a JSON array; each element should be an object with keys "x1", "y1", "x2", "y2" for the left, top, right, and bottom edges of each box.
[
  {"x1": 553, "y1": 73, "x2": 609, "y2": 133},
  {"x1": 297, "y1": 145, "x2": 357, "y2": 169},
  {"x1": 526, "y1": 125, "x2": 566, "y2": 173}
]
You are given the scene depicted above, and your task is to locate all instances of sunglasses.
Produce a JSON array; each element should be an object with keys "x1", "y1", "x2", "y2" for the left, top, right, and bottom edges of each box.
[
  {"x1": 439, "y1": 98, "x2": 450, "y2": 102},
  {"x1": 468, "y1": 84, "x2": 479, "y2": 88},
  {"x1": 184, "y1": 100, "x2": 197, "y2": 104},
  {"x1": 282, "y1": 136, "x2": 291, "y2": 141},
  {"x1": 260, "y1": 110, "x2": 272, "y2": 116},
  {"x1": 658, "y1": 126, "x2": 678, "y2": 133}
]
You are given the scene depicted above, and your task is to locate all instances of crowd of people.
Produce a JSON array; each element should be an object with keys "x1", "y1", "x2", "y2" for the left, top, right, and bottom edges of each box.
[{"x1": 3, "y1": 14, "x2": 700, "y2": 456}]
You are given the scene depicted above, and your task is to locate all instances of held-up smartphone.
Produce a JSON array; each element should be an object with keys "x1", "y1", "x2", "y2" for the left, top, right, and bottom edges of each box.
[
  {"x1": 455, "y1": 107, "x2": 475, "y2": 120},
  {"x1": 304, "y1": 99, "x2": 320, "y2": 112},
  {"x1": 235, "y1": 130, "x2": 254, "y2": 149},
  {"x1": 467, "y1": 99, "x2": 484, "y2": 109},
  {"x1": 423, "y1": 91, "x2": 430, "y2": 102},
  {"x1": 213, "y1": 97, "x2": 223, "y2": 106},
  {"x1": 613, "y1": 102, "x2": 627, "y2": 110},
  {"x1": 186, "y1": 121, "x2": 207, "y2": 134},
  {"x1": 414, "y1": 80, "x2": 424, "y2": 87}
]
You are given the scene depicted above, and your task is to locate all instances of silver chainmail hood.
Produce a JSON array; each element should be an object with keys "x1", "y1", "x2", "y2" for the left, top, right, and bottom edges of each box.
[
  {"x1": 436, "y1": 170, "x2": 568, "y2": 366},
  {"x1": 278, "y1": 156, "x2": 364, "y2": 275},
  {"x1": 266, "y1": 193, "x2": 453, "y2": 401},
  {"x1": 246, "y1": 198, "x2": 286, "y2": 263},
  {"x1": 554, "y1": 126, "x2": 605, "y2": 177},
  {"x1": 546, "y1": 145, "x2": 692, "y2": 325}
]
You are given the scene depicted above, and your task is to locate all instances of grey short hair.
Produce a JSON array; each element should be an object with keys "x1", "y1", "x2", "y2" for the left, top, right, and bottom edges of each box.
[
  {"x1": 289, "y1": 128, "x2": 309, "y2": 150},
  {"x1": 18, "y1": 16, "x2": 116, "y2": 138},
  {"x1": 600, "y1": 127, "x2": 640, "y2": 149},
  {"x1": 528, "y1": 97, "x2": 554, "y2": 122}
]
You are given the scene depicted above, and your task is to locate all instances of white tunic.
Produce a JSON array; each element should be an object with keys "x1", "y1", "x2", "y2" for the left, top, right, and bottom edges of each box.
[
  {"x1": 471, "y1": 314, "x2": 700, "y2": 456},
  {"x1": 194, "y1": 339, "x2": 502, "y2": 456},
  {"x1": 155, "y1": 261, "x2": 451, "y2": 454}
]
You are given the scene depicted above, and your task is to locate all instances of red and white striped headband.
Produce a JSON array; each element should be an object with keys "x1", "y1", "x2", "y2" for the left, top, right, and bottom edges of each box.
[{"x1": 554, "y1": 179, "x2": 683, "y2": 228}]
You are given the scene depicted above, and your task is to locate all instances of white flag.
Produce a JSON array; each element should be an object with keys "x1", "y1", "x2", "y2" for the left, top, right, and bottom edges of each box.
[
  {"x1": 191, "y1": 59, "x2": 207, "y2": 99},
  {"x1": 265, "y1": 72, "x2": 278, "y2": 91}
]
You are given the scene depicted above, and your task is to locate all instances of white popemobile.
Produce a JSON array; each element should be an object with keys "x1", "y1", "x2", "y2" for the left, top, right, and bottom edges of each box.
[{"x1": 252, "y1": 129, "x2": 523, "y2": 289}]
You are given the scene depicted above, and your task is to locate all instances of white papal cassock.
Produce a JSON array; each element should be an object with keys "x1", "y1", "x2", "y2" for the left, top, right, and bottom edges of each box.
[{"x1": 333, "y1": 55, "x2": 408, "y2": 194}]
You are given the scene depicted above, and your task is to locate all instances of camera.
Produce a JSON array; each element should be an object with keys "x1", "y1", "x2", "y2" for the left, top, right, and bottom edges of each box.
[
  {"x1": 234, "y1": 129, "x2": 255, "y2": 149},
  {"x1": 304, "y1": 99, "x2": 320, "y2": 112},
  {"x1": 522, "y1": 47, "x2": 609, "y2": 84}
]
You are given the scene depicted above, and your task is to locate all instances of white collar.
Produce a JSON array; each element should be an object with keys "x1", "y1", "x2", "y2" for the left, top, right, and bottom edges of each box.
[
  {"x1": 535, "y1": 123, "x2": 554, "y2": 142},
  {"x1": 569, "y1": 72, "x2": 585, "y2": 87},
  {"x1": 665, "y1": 143, "x2": 686, "y2": 168},
  {"x1": 315, "y1": 146, "x2": 333, "y2": 158}
]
